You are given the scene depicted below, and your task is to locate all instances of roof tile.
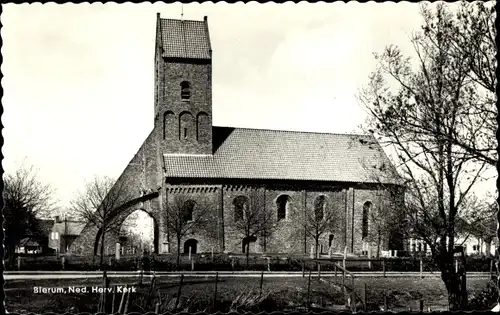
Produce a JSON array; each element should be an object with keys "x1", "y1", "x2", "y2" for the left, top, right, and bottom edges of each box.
[
  {"x1": 160, "y1": 18, "x2": 211, "y2": 60},
  {"x1": 164, "y1": 127, "x2": 402, "y2": 185}
]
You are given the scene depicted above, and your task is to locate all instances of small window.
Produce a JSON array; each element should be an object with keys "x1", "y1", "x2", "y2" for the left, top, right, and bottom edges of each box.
[
  {"x1": 181, "y1": 81, "x2": 191, "y2": 100},
  {"x1": 182, "y1": 200, "x2": 196, "y2": 222},
  {"x1": 233, "y1": 196, "x2": 249, "y2": 222},
  {"x1": 362, "y1": 201, "x2": 371, "y2": 240},
  {"x1": 314, "y1": 196, "x2": 326, "y2": 221},
  {"x1": 183, "y1": 127, "x2": 188, "y2": 139},
  {"x1": 276, "y1": 195, "x2": 290, "y2": 221}
]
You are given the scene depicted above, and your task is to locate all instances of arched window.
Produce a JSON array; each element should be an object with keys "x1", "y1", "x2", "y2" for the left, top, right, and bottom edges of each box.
[
  {"x1": 179, "y1": 111, "x2": 195, "y2": 140},
  {"x1": 314, "y1": 195, "x2": 326, "y2": 221},
  {"x1": 276, "y1": 195, "x2": 290, "y2": 221},
  {"x1": 182, "y1": 200, "x2": 196, "y2": 223},
  {"x1": 181, "y1": 81, "x2": 191, "y2": 100},
  {"x1": 362, "y1": 201, "x2": 371, "y2": 240},
  {"x1": 163, "y1": 111, "x2": 175, "y2": 140},
  {"x1": 233, "y1": 196, "x2": 249, "y2": 222},
  {"x1": 196, "y1": 112, "x2": 210, "y2": 142}
]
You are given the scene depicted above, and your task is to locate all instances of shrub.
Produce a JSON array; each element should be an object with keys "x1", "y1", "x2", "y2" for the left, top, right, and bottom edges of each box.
[{"x1": 468, "y1": 280, "x2": 498, "y2": 311}]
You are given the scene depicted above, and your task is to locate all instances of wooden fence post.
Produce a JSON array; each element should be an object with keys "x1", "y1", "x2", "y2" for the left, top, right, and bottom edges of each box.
[
  {"x1": 317, "y1": 262, "x2": 321, "y2": 278},
  {"x1": 118, "y1": 284, "x2": 127, "y2": 313},
  {"x1": 111, "y1": 285, "x2": 116, "y2": 314},
  {"x1": 17, "y1": 256, "x2": 21, "y2": 271},
  {"x1": 104, "y1": 271, "x2": 110, "y2": 313},
  {"x1": 174, "y1": 274, "x2": 184, "y2": 310},
  {"x1": 307, "y1": 270, "x2": 312, "y2": 311},
  {"x1": 302, "y1": 260, "x2": 305, "y2": 278},
  {"x1": 363, "y1": 283, "x2": 367, "y2": 312},
  {"x1": 382, "y1": 259, "x2": 386, "y2": 278},
  {"x1": 61, "y1": 256, "x2": 65, "y2": 270},
  {"x1": 259, "y1": 270, "x2": 264, "y2": 297},
  {"x1": 420, "y1": 257, "x2": 423, "y2": 279},
  {"x1": 342, "y1": 269, "x2": 346, "y2": 291},
  {"x1": 267, "y1": 257, "x2": 271, "y2": 271},
  {"x1": 124, "y1": 287, "x2": 130, "y2": 314},
  {"x1": 351, "y1": 290, "x2": 356, "y2": 312},
  {"x1": 334, "y1": 265, "x2": 337, "y2": 283},
  {"x1": 343, "y1": 246, "x2": 347, "y2": 269},
  {"x1": 384, "y1": 291, "x2": 388, "y2": 311},
  {"x1": 490, "y1": 259, "x2": 494, "y2": 279},
  {"x1": 191, "y1": 259, "x2": 194, "y2": 271},
  {"x1": 213, "y1": 272, "x2": 218, "y2": 310},
  {"x1": 419, "y1": 298, "x2": 424, "y2": 312}
]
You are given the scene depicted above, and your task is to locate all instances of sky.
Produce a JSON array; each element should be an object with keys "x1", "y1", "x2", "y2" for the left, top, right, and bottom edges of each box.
[{"x1": 1, "y1": 2, "x2": 494, "y2": 212}]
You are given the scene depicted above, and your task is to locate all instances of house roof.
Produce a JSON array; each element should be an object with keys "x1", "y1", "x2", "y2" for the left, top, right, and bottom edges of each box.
[
  {"x1": 19, "y1": 237, "x2": 41, "y2": 247},
  {"x1": 163, "y1": 127, "x2": 402, "y2": 185},
  {"x1": 52, "y1": 221, "x2": 86, "y2": 236},
  {"x1": 159, "y1": 17, "x2": 211, "y2": 60},
  {"x1": 39, "y1": 219, "x2": 54, "y2": 236}
]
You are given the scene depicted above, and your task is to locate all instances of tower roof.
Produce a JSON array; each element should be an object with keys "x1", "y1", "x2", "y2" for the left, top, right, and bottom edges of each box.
[{"x1": 158, "y1": 16, "x2": 212, "y2": 60}]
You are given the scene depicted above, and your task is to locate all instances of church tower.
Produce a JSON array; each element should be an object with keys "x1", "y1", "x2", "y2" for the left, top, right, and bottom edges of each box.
[{"x1": 154, "y1": 14, "x2": 213, "y2": 155}]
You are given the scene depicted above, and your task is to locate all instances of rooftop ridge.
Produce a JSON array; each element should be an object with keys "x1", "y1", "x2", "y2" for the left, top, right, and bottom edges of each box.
[
  {"x1": 161, "y1": 17, "x2": 205, "y2": 23},
  {"x1": 213, "y1": 125, "x2": 373, "y2": 138}
]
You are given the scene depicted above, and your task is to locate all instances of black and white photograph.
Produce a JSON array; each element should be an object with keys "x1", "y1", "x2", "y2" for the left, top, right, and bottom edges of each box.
[{"x1": 2, "y1": 1, "x2": 497, "y2": 314}]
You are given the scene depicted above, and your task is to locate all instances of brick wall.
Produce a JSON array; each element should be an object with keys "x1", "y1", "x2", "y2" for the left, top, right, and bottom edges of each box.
[{"x1": 156, "y1": 59, "x2": 213, "y2": 155}]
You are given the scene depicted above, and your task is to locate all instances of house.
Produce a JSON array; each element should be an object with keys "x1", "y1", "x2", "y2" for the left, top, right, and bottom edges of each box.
[
  {"x1": 49, "y1": 216, "x2": 86, "y2": 254},
  {"x1": 15, "y1": 219, "x2": 54, "y2": 255}
]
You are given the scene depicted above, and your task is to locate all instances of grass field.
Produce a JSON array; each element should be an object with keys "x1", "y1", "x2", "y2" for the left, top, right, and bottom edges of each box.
[{"x1": 5, "y1": 275, "x2": 495, "y2": 314}]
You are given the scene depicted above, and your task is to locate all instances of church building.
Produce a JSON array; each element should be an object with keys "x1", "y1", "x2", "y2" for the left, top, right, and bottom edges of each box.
[{"x1": 71, "y1": 14, "x2": 405, "y2": 258}]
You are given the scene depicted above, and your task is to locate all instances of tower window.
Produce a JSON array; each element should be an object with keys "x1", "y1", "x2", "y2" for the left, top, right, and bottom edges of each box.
[
  {"x1": 181, "y1": 81, "x2": 191, "y2": 100},
  {"x1": 183, "y1": 128, "x2": 188, "y2": 139}
]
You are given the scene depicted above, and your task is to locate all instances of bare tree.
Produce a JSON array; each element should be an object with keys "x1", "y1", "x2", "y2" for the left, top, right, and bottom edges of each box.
[
  {"x1": 358, "y1": 3, "x2": 493, "y2": 310},
  {"x1": 233, "y1": 188, "x2": 276, "y2": 266},
  {"x1": 164, "y1": 194, "x2": 212, "y2": 266},
  {"x1": 438, "y1": 2, "x2": 497, "y2": 167},
  {"x1": 71, "y1": 176, "x2": 134, "y2": 268},
  {"x1": 365, "y1": 190, "x2": 401, "y2": 258},
  {"x1": 299, "y1": 194, "x2": 337, "y2": 259},
  {"x1": 3, "y1": 164, "x2": 56, "y2": 262}
]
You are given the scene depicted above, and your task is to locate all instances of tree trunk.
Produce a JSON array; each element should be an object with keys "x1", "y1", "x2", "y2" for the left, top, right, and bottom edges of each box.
[
  {"x1": 246, "y1": 243, "x2": 250, "y2": 267},
  {"x1": 100, "y1": 229, "x2": 105, "y2": 268},
  {"x1": 441, "y1": 267, "x2": 467, "y2": 310},
  {"x1": 315, "y1": 237, "x2": 320, "y2": 259},
  {"x1": 176, "y1": 237, "x2": 181, "y2": 266},
  {"x1": 485, "y1": 240, "x2": 492, "y2": 257},
  {"x1": 377, "y1": 231, "x2": 382, "y2": 258}
]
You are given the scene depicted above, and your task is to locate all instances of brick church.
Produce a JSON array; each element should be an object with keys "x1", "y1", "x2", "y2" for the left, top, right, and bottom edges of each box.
[{"x1": 71, "y1": 14, "x2": 405, "y2": 257}]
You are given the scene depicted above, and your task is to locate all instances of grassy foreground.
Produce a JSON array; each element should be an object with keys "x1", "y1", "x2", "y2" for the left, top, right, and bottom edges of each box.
[{"x1": 5, "y1": 275, "x2": 494, "y2": 313}]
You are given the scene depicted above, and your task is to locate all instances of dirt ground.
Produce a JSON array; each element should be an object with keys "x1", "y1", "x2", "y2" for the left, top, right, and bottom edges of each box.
[{"x1": 5, "y1": 275, "x2": 493, "y2": 313}]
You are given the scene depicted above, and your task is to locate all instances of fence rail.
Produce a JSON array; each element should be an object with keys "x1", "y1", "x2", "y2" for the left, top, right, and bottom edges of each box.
[{"x1": 5, "y1": 253, "x2": 497, "y2": 275}]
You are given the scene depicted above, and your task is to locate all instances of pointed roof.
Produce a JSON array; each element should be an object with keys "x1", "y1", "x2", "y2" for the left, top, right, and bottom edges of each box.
[
  {"x1": 158, "y1": 15, "x2": 212, "y2": 60},
  {"x1": 163, "y1": 127, "x2": 403, "y2": 185}
]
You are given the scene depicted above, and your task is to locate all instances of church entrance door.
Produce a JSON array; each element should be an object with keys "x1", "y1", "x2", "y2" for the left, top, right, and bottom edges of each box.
[
  {"x1": 184, "y1": 239, "x2": 198, "y2": 254},
  {"x1": 242, "y1": 236, "x2": 257, "y2": 253}
]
